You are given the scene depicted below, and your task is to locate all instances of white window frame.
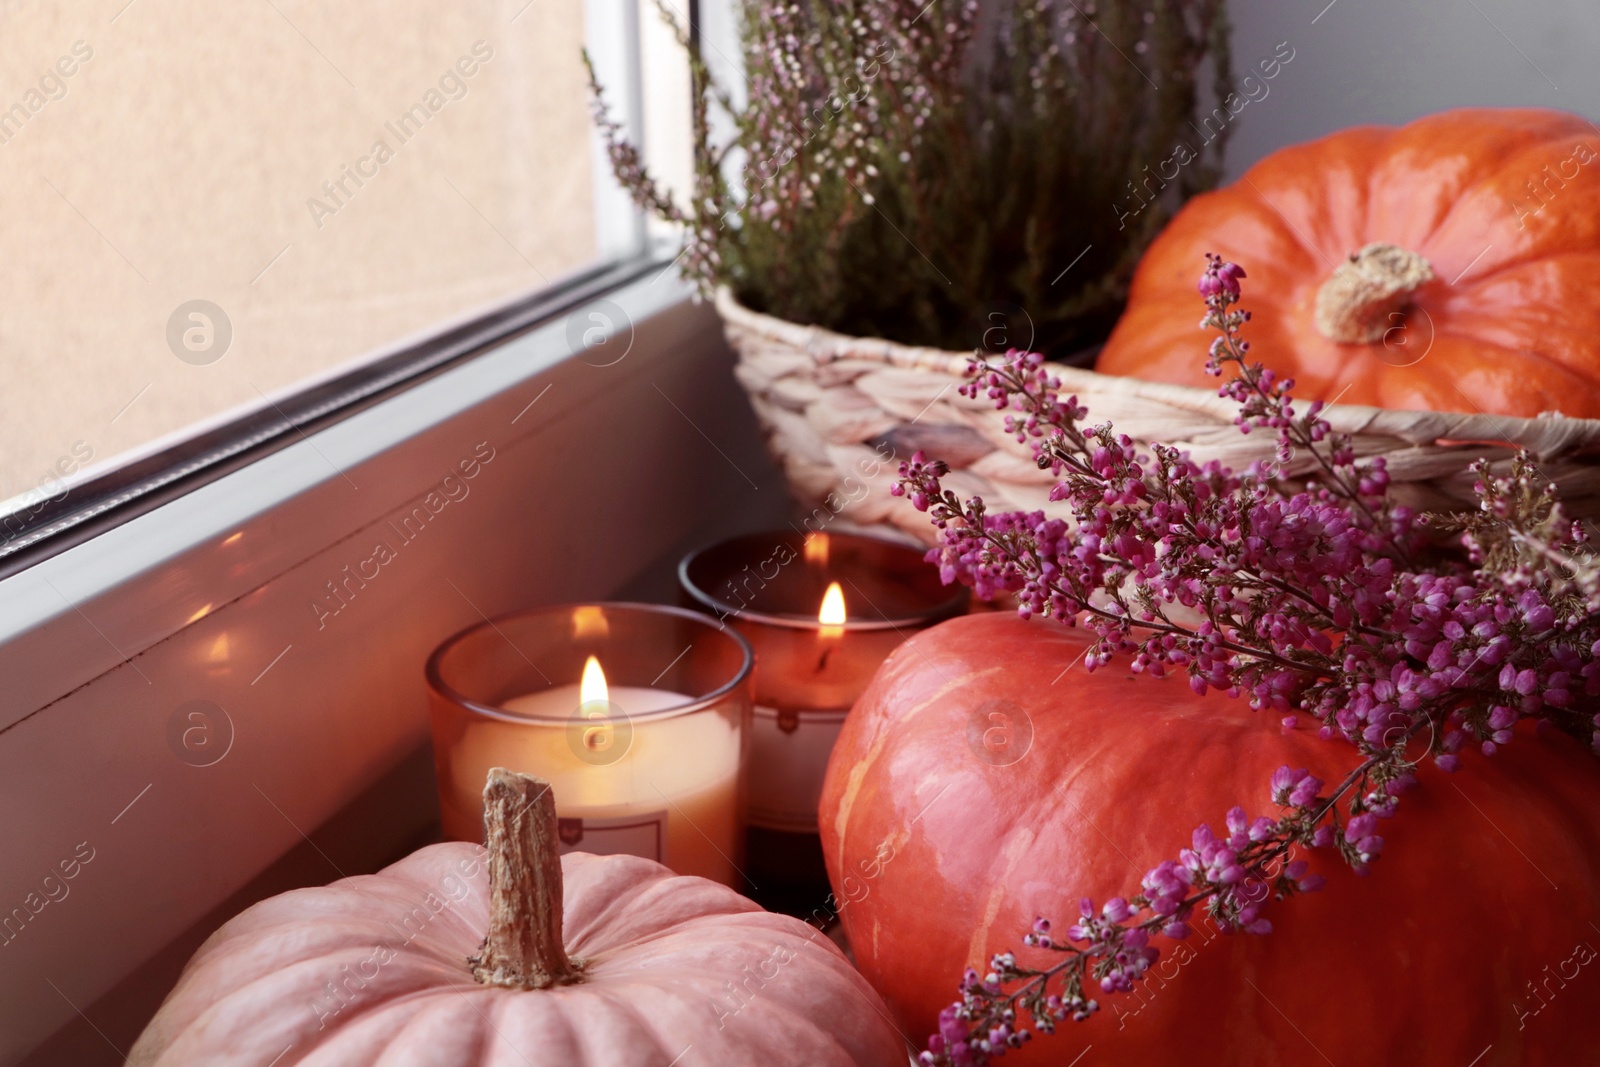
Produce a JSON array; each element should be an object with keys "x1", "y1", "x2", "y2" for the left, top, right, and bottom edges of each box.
[{"x1": 0, "y1": 0, "x2": 657, "y2": 572}]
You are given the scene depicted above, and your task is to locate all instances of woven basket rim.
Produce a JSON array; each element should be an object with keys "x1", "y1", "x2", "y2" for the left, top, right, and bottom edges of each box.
[{"x1": 715, "y1": 286, "x2": 1600, "y2": 460}]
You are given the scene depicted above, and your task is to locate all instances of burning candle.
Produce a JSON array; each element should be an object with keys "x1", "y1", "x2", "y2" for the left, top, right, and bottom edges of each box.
[
  {"x1": 816, "y1": 581, "x2": 846, "y2": 675},
  {"x1": 426, "y1": 603, "x2": 753, "y2": 887},
  {"x1": 819, "y1": 581, "x2": 846, "y2": 627},
  {"x1": 679, "y1": 531, "x2": 967, "y2": 904}
]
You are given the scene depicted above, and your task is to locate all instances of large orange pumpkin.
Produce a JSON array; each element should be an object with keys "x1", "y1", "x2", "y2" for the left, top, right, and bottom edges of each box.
[
  {"x1": 820, "y1": 613, "x2": 1600, "y2": 1066},
  {"x1": 1096, "y1": 108, "x2": 1600, "y2": 418}
]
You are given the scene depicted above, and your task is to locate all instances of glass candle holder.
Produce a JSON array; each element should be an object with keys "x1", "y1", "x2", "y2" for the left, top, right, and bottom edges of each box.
[
  {"x1": 679, "y1": 530, "x2": 967, "y2": 903},
  {"x1": 426, "y1": 602, "x2": 753, "y2": 888}
]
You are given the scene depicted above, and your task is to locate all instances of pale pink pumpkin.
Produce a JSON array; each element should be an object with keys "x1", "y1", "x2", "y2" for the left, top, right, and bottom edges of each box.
[{"x1": 132, "y1": 770, "x2": 906, "y2": 1066}]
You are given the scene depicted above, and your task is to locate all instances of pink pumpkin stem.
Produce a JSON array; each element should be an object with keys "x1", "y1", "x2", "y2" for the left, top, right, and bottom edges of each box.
[{"x1": 470, "y1": 767, "x2": 585, "y2": 989}]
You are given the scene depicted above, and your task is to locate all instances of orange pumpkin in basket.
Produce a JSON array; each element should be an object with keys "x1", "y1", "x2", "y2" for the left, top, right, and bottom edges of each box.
[{"x1": 1096, "y1": 108, "x2": 1600, "y2": 418}]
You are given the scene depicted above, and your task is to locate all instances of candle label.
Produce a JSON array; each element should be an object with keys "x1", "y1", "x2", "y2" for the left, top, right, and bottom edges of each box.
[
  {"x1": 556, "y1": 811, "x2": 668, "y2": 863},
  {"x1": 747, "y1": 704, "x2": 848, "y2": 832}
]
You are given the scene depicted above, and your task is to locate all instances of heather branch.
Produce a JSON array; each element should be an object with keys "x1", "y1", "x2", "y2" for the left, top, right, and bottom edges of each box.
[
  {"x1": 952, "y1": 514, "x2": 1320, "y2": 678},
  {"x1": 584, "y1": 0, "x2": 1233, "y2": 357},
  {"x1": 944, "y1": 747, "x2": 1394, "y2": 1057},
  {"x1": 897, "y1": 255, "x2": 1600, "y2": 1066},
  {"x1": 581, "y1": 48, "x2": 689, "y2": 227}
]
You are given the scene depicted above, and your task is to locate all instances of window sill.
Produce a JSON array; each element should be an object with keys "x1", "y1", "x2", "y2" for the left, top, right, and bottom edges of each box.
[{"x1": 0, "y1": 269, "x2": 786, "y2": 1064}]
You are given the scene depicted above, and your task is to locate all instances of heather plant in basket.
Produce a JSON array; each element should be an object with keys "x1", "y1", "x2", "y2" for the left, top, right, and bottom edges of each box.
[
  {"x1": 892, "y1": 255, "x2": 1600, "y2": 1064},
  {"x1": 585, "y1": 0, "x2": 1232, "y2": 358}
]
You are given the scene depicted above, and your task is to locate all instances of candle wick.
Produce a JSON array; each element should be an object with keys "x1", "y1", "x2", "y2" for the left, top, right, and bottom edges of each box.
[{"x1": 815, "y1": 646, "x2": 834, "y2": 673}]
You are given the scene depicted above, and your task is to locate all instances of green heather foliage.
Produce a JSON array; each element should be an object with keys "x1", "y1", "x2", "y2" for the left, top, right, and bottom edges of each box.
[{"x1": 587, "y1": 0, "x2": 1232, "y2": 358}]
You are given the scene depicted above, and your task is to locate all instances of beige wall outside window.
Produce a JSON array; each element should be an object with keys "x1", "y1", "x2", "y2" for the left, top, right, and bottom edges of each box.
[{"x1": 0, "y1": 0, "x2": 619, "y2": 515}]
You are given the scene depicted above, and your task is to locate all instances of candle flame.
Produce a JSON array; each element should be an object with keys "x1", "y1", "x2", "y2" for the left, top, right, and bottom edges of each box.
[
  {"x1": 580, "y1": 655, "x2": 608, "y2": 704},
  {"x1": 805, "y1": 532, "x2": 830, "y2": 567},
  {"x1": 819, "y1": 582, "x2": 847, "y2": 626}
]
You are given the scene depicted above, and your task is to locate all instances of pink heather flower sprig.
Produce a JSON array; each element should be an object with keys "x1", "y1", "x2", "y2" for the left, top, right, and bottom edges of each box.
[{"x1": 894, "y1": 255, "x2": 1600, "y2": 1066}]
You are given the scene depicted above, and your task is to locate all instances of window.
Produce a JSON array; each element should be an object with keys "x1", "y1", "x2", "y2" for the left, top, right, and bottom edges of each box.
[
  {"x1": 0, "y1": 7, "x2": 734, "y2": 1062},
  {"x1": 0, "y1": 0, "x2": 681, "y2": 562}
]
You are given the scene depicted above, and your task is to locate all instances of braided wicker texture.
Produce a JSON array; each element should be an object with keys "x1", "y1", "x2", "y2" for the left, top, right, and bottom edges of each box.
[{"x1": 719, "y1": 289, "x2": 1600, "y2": 545}]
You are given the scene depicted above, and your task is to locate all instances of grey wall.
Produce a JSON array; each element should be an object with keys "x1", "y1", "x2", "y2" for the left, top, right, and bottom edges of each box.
[{"x1": 1222, "y1": 0, "x2": 1600, "y2": 177}]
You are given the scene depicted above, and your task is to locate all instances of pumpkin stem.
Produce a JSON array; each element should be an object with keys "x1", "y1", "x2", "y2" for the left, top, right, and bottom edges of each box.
[
  {"x1": 469, "y1": 767, "x2": 584, "y2": 990},
  {"x1": 1313, "y1": 242, "x2": 1435, "y2": 345}
]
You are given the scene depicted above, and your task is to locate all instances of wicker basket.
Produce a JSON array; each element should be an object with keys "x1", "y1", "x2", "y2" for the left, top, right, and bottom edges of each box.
[{"x1": 718, "y1": 288, "x2": 1600, "y2": 544}]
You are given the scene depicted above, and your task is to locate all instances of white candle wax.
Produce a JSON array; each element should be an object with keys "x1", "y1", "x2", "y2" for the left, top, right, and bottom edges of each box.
[{"x1": 447, "y1": 683, "x2": 742, "y2": 887}]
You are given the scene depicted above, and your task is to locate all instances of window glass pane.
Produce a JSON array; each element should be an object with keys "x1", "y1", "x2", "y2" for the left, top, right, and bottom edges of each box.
[{"x1": 0, "y1": 1, "x2": 606, "y2": 521}]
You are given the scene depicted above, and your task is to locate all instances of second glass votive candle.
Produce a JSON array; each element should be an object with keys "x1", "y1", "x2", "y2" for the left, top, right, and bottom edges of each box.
[
  {"x1": 426, "y1": 602, "x2": 753, "y2": 887},
  {"x1": 679, "y1": 530, "x2": 967, "y2": 901}
]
